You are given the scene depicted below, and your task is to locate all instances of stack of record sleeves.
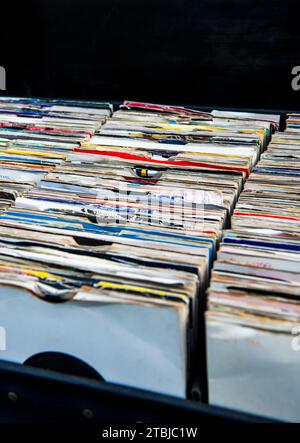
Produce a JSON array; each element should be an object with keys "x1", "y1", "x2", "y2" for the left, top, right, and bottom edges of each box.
[
  {"x1": 0, "y1": 96, "x2": 112, "y2": 205},
  {"x1": 0, "y1": 97, "x2": 280, "y2": 399},
  {"x1": 206, "y1": 114, "x2": 300, "y2": 421}
]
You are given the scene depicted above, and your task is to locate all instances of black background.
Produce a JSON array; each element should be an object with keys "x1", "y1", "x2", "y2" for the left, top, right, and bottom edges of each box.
[{"x1": 1, "y1": 0, "x2": 300, "y2": 110}]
